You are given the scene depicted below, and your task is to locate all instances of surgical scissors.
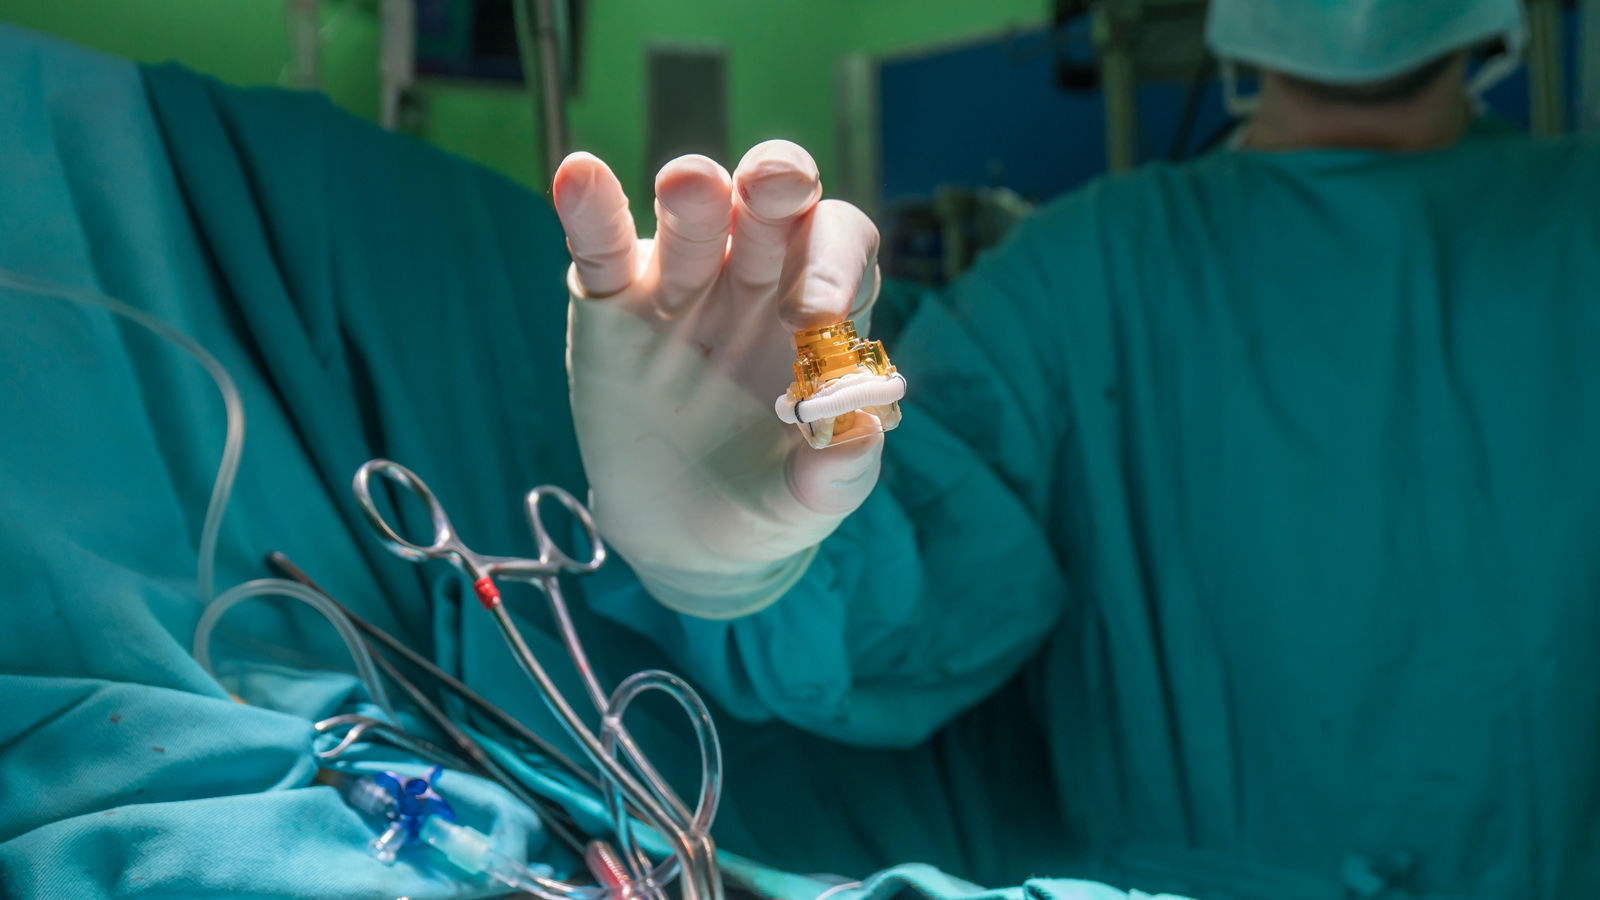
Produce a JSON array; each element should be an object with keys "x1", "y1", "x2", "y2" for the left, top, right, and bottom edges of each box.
[{"x1": 353, "y1": 460, "x2": 724, "y2": 900}]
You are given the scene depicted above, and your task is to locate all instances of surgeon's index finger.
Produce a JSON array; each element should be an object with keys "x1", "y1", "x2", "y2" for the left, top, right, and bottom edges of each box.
[
  {"x1": 776, "y1": 199, "x2": 881, "y2": 331},
  {"x1": 552, "y1": 152, "x2": 641, "y2": 298},
  {"x1": 653, "y1": 155, "x2": 733, "y2": 313},
  {"x1": 725, "y1": 141, "x2": 824, "y2": 293}
]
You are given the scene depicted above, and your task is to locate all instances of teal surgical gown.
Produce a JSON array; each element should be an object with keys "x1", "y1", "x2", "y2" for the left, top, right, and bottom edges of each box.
[
  {"x1": 631, "y1": 116, "x2": 1600, "y2": 897},
  {"x1": 6, "y1": 20, "x2": 1600, "y2": 900}
]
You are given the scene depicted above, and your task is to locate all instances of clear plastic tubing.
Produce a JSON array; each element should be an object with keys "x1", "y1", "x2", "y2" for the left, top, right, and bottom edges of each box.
[
  {"x1": 0, "y1": 269, "x2": 394, "y2": 718},
  {"x1": 193, "y1": 577, "x2": 398, "y2": 721},
  {"x1": 0, "y1": 268, "x2": 242, "y2": 605},
  {"x1": 0, "y1": 268, "x2": 724, "y2": 900}
]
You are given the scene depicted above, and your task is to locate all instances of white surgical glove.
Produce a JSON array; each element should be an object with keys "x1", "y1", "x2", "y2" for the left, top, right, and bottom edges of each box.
[{"x1": 553, "y1": 142, "x2": 885, "y2": 619}]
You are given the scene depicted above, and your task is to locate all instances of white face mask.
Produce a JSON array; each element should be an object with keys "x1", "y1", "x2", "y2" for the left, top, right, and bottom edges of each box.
[
  {"x1": 1465, "y1": 29, "x2": 1527, "y2": 104},
  {"x1": 1221, "y1": 59, "x2": 1260, "y2": 119}
]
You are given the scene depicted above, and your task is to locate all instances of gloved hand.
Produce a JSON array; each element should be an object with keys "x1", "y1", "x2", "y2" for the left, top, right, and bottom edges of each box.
[{"x1": 553, "y1": 141, "x2": 885, "y2": 619}]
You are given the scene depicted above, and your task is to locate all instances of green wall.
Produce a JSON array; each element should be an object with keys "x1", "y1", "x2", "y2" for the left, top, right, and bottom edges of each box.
[
  {"x1": 1, "y1": 0, "x2": 1046, "y2": 214},
  {"x1": 567, "y1": 1, "x2": 1048, "y2": 206},
  {"x1": 2, "y1": 0, "x2": 293, "y2": 85}
]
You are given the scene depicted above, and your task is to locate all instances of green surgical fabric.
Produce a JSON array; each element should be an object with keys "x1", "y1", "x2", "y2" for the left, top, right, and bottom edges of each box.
[{"x1": 0, "y1": 22, "x2": 1146, "y2": 900}]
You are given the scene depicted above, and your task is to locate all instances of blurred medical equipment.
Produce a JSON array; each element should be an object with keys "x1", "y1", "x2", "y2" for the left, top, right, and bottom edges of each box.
[
  {"x1": 284, "y1": 0, "x2": 575, "y2": 179},
  {"x1": 776, "y1": 320, "x2": 905, "y2": 450},
  {"x1": 880, "y1": 185, "x2": 1035, "y2": 288},
  {"x1": 352, "y1": 458, "x2": 726, "y2": 900},
  {"x1": 1057, "y1": 0, "x2": 1213, "y2": 171}
]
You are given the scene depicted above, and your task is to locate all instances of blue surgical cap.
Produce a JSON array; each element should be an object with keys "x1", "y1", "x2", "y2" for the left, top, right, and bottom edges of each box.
[{"x1": 1205, "y1": 0, "x2": 1526, "y2": 86}]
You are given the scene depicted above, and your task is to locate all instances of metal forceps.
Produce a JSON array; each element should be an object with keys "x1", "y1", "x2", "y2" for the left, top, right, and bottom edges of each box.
[
  {"x1": 353, "y1": 460, "x2": 725, "y2": 900},
  {"x1": 353, "y1": 458, "x2": 605, "y2": 612}
]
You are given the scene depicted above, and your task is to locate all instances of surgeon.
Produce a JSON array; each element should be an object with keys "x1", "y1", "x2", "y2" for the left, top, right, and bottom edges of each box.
[{"x1": 552, "y1": 0, "x2": 1600, "y2": 897}]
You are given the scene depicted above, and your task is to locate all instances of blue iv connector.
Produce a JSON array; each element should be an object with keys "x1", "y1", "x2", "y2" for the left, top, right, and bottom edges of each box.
[{"x1": 331, "y1": 766, "x2": 554, "y2": 890}]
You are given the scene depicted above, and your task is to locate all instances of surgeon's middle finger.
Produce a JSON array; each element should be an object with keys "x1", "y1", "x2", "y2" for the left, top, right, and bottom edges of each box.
[
  {"x1": 724, "y1": 141, "x2": 824, "y2": 295},
  {"x1": 652, "y1": 154, "x2": 734, "y2": 315}
]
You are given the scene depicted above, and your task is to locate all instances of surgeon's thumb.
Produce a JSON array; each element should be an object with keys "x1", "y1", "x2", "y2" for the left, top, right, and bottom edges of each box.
[{"x1": 786, "y1": 433, "x2": 883, "y2": 517}]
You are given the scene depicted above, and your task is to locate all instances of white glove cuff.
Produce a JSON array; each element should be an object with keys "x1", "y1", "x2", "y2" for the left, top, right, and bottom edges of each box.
[{"x1": 629, "y1": 545, "x2": 820, "y2": 620}]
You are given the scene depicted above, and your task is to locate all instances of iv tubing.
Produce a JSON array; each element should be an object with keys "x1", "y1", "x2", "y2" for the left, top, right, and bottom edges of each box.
[
  {"x1": 0, "y1": 270, "x2": 395, "y2": 721},
  {"x1": 0, "y1": 268, "x2": 722, "y2": 900},
  {"x1": 267, "y1": 551, "x2": 597, "y2": 787},
  {"x1": 277, "y1": 553, "x2": 681, "y2": 900},
  {"x1": 194, "y1": 578, "x2": 398, "y2": 722},
  {"x1": 0, "y1": 268, "x2": 242, "y2": 605}
]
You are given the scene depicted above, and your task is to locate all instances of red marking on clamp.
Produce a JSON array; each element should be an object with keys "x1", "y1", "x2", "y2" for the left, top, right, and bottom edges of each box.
[{"x1": 472, "y1": 577, "x2": 502, "y2": 610}]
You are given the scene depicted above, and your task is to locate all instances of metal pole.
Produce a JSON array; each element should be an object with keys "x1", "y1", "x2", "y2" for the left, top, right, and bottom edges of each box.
[
  {"x1": 834, "y1": 54, "x2": 881, "y2": 220},
  {"x1": 514, "y1": 0, "x2": 569, "y2": 185},
  {"x1": 379, "y1": 0, "x2": 415, "y2": 131},
  {"x1": 1527, "y1": 0, "x2": 1567, "y2": 136},
  {"x1": 1582, "y1": 0, "x2": 1600, "y2": 131},
  {"x1": 1097, "y1": 2, "x2": 1139, "y2": 171},
  {"x1": 285, "y1": 0, "x2": 321, "y2": 91}
]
